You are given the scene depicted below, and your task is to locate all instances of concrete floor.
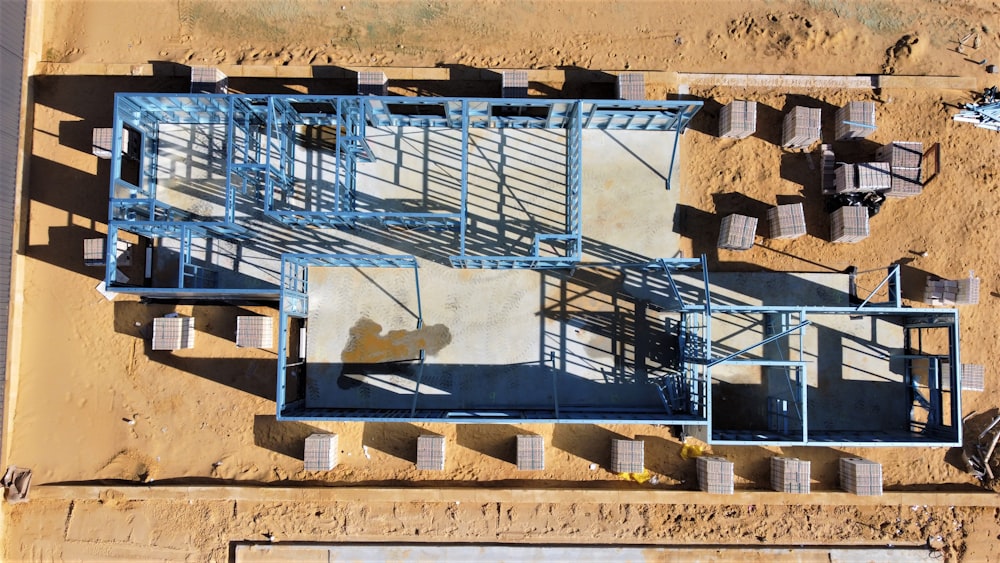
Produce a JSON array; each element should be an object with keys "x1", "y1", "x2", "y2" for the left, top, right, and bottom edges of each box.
[
  {"x1": 687, "y1": 272, "x2": 907, "y2": 437},
  {"x1": 304, "y1": 265, "x2": 675, "y2": 412},
  {"x1": 146, "y1": 125, "x2": 679, "y2": 289}
]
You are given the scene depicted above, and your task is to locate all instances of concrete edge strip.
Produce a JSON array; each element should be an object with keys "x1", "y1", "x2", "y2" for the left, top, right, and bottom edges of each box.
[
  {"x1": 28, "y1": 485, "x2": 1000, "y2": 507},
  {"x1": 30, "y1": 62, "x2": 978, "y2": 90}
]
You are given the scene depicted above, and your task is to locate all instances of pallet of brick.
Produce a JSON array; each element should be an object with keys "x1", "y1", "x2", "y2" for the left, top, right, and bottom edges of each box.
[
  {"x1": 771, "y1": 456, "x2": 811, "y2": 493},
  {"x1": 189, "y1": 66, "x2": 228, "y2": 94},
  {"x1": 886, "y1": 165, "x2": 923, "y2": 198},
  {"x1": 303, "y1": 433, "x2": 338, "y2": 471},
  {"x1": 855, "y1": 162, "x2": 891, "y2": 191},
  {"x1": 610, "y1": 439, "x2": 644, "y2": 473},
  {"x1": 236, "y1": 316, "x2": 274, "y2": 348},
  {"x1": 358, "y1": 71, "x2": 388, "y2": 96},
  {"x1": 718, "y1": 214, "x2": 758, "y2": 250},
  {"x1": 829, "y1": 206, "x2": 869, "y2": 243},
  {"x1": 956, "y1": 274, "x2": 980, "y2": 304},
  {"x1": 92, "y1": 127, "x2": 131, "y2": 160},
  {"x1": 767, "y1": 203, "x2": 806, "y2": 239},
  {"x1": 834, "y1": 162, "x2": 891, "y2": 193},
  {"x1": 832, "y1": 163, "x2": 855, "y2": 194},
  {"x1": 416, "y1": 435, "x2": 446, "y2": 470},
  {"x1": 516, "y1": 434, "x2": 544, "y2": 471},
  {"x1": 961, "y1": 364, "x2": 985, "y2": 392},
  {"x1": 834, "y1": 101, "x2": 876, "y2": 140},
  {"x1": 781, "y1": 106, "x2": 822, "y2": 149},
  {"x1": 877, "y1": 141, "x2": 923, "y2": 169},
  {"x1": 697, "y1": 456, "x2": 734, "y2": 494},
  {"x1": 719, "y1": 100, "x2": 757, "y2": 138},
  {"x1": 616, "y1": 72, "x2": 645, "y2": 101},
  {"x1": 820, "y1": 144, "x2": 836, "y2": 194},
  {"x1": 924, "y1": 277, "x2": 958, "y2": 306},
  {"x1": 83, "y1": 238, "x2": 106, "y2": 266},
  {"x1": 839, "y1": 457, "x2": 882, "y2": 496},
  {"x1": 501, "y1": 70, "x2": 528, "y2": 98},
  {"x1": 924, "y1": 274, "x2": 980, "y2": 306},
  {"x1": 152, "y1": 316, "x2": 195, "y2": 350}
]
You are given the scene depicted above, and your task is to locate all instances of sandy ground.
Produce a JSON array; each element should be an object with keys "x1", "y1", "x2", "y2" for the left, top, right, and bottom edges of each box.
[{"x1": 4, "y1": 0, "x2": 1000, "y2": 561}]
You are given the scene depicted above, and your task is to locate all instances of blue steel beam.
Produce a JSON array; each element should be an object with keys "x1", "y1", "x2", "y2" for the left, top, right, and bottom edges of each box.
[
  {"x1": 855, "y1": 264, "x2": 902, "y2": 309},
  {"x1": 459, "y1": 99, "x2": 470, "y2": 255},
  {"x1": 706, "y1": 320, "x2": 812, "y2": 368}
]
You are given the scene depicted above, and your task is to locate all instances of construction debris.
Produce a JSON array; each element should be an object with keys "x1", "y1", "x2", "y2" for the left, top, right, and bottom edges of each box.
[
  {"x1": 2, "y1": 466, "x2": 32, "y2": 504},
  {"x1": 965, "y1": 413, "x2": 1000, "y2": 482},
  {"x1": 953, "y1": 86, "x2": 1000, "y2": 131}
]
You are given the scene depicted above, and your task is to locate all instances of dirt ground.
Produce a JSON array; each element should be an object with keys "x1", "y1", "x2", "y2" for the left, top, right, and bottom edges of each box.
[{"x1": 4, "y1": 0, "x2": 1000, "y2": 561}]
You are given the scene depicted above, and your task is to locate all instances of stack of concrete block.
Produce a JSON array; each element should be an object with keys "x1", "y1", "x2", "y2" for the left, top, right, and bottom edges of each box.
[
  {"x1": 610, "y1": 439, "x2": 644, "y2": 473},
  {"x1": 697, "y1": 456, "x2": 734, "y2": 494},
  {"x1": 833, "y1": 162, "x2": 891, "y2": 193},
  {"x1": 834, "y1": 101, "x2": 876, "y2": 140},
  {"x1": 878, "y1": 141, "x2": 924, "y2": 198},
  {"x1": 92, "y1": 127, "x2": 131, "y2": 160},
  {"x1": 516, "y1": 434, "x2": 545, "y2": 471},
  {"x1": 961, "y1": 364, "x2": 985, "y2": 392},
  {"x1": 501, "y1": 70, "x2": 528, "y2": 98},
  {"x1": 767, "y1": 203, "x2": 807, "y2": 239},
  {"x1": 829, "y1": 206, "x2": 869, "y2": 243},
  {"x1": 358, "y1": 71, "x2": 389, "y2": 96},
  {"x1": 839, "y1": 457, "x2": 882, "y2": 496},
  {"x1": 152, "y1": 316, "x2": 196, "y2": 350},
  {"x1": 616, "y1": 72, "x2": 645, "y2": 100},
  {"x1": 820, "y1": 144, "x2": 836, "y2": 194},
  {"x1": 304, "y1": 433, "x2": 338, "y2": 471},
  {"x1": 771, "y1": 456, "x2": 811, "y2": 493},
  {"x1": 719, "y1": 100, "x2": 757, "y2": 138},
  {"x1": 781, "y1": 106, "x2": 822, "y2": 148},
  {"x1": 236, "y1": 316, "x2": 274, "y2": 348},
  {"x1": 416, "y1": 435, "x2": 446, "y2": 470},
  {"x1": 924, "y1": 274, "x2": 980, "y2": 306},
  {"x1": 718, "y1": 214, "x2": 758, "y2": 250},
  {"x1": 190, "y1": 66, "x2": 228, "y2": 94},
  {"x1": 84, "y1": 238, "x2": 106, "y2": 266}
]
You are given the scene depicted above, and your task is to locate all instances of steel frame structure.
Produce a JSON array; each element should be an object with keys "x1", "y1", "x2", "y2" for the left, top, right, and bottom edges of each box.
[
  {"x1": 105, "y1": 93, "x2": 703, "y2": 292},
  {"x1": 103, "y1": 91, "x2": 962, "y2": 445},
  {"x1": 275, "y1": 257, "x2": 962, "y2": 446}
]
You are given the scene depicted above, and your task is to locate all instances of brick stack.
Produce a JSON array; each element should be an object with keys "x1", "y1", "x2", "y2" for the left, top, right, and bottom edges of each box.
[
  {"x1": 961, "y1": 364, "x2": 985, "y2": 392},
  {"x1": 697, "y1": 456, "x2": 735, "y2": 494},
  {"x1": 719, "y1": 100, "x2": 757, "y2": 138},
  {"x1": 833, "y1": 162, "x2": 891, "y2": 193},
  {"x1": 839, "y1": 457, "x2": 882, "y2": 496},
  {"x1": 616, "y1": 72, "x2": 646, "y2": 100},
  {"x1": 236, "y1": 316, "x2": 274, "y2": 348},
  {"x1": 718, "y1": 214, "x2": 758, "y2": 250},
  {"x1": 190, "y1": 66, "x2": 228, "y2": 94},
  {"x1": 358, "y1": 71, "x2": 389, "y2": 96},
  {"x1": 767, "y1": 203, "x2": 807, "y2": 239},
  {"x1": 820, "y1": 144, "x2": 836, "y2": 194},
  {"x1": 610, "y1": 439, "x2": 644, "y2": 473},
  {"x1": 781, "y1": 106, "x2": 822, "y2": 149},
  {"x1": 829, "y1": 206, "x2": 869, "y2": 243},
  {"x1": 877, "y1": 141, "x2": 924, "y2": 198},
  {"x1": 303, "y1": 433, "x2": 338, "y2": 471},
  {"x1": 516, "y1": 434, "x2": 545, "y2": 471},
  {"x1": 416, "y1": 435, "x2": 446, "y2": 470},
  {"x1": 501, "y1": 70, "x2": 528, "y2": 98},
  {"x1": 834, "y1": 101, "x2": 876, "y2": 140},
  {"x1": 924, "y1": 274, "x2": 980, "y2": 306},
  {"x1": 771, "y1": 457, "x2": 811, "y2": 493}
]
